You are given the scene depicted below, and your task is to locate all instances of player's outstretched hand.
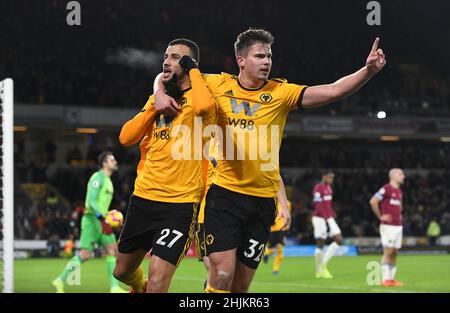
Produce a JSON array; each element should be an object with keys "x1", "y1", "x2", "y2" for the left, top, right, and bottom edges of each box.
[
  {"x1": 154, "y1": 89, "x2": 181, "y2": 116},
  {"x1": 366, "y1": 37, "x2": 386, "y2": 75},
  {"x1": 179, "y1": 55, "x2": 198, "y2": 75}
]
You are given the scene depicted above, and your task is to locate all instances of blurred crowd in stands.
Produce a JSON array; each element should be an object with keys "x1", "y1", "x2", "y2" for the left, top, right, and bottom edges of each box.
[
  {"x1": 13, "y1": 134, "x2": 450, "y2": 243},
  {"x1": 3, "y1": 0, "x2": 449, "y2": 246},
  {"x1": 280, "y1": 140, "x2": 450, "y2": 169},
  {"x1": 1, "y1": 0, "x2": 449, "y2": 117}
]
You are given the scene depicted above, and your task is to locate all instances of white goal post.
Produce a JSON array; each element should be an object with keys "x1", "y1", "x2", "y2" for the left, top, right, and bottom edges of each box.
[{"x1": 1, "y1": 78, "x2": 14, "y2": 293}]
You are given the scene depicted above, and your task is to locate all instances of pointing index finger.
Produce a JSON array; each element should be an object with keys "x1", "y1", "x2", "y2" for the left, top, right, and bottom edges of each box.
[{"x1": 371, "y1": 37, "x2": 380, "y2": 52}]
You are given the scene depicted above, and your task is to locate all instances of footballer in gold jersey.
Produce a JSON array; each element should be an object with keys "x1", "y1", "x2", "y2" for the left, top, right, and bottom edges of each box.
[
  {"x1": 113, "y1": 39, "x2": 214, "y2": 293},
  {"x1": 154, "y1": 29, "x2": 386, "y2": 293}
]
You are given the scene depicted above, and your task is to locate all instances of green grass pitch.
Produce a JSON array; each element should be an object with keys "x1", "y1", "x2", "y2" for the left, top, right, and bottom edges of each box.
[{"x1": 13, "y1": 254, "x2": 450, "y2": 293}]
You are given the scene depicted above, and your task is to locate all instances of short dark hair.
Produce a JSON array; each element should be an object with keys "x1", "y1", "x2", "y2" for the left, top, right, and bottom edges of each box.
[
  {"x1": 322, "y1": 170, "x2": 335, "y2": 177},
  {"x1": 98, "y1": 151, "x2": 113, "y2": 168},
  {"x1": 168, "y1": 38, "x2": 200, "y2": 64},
  {"x1": 234, "y1": 28, "x2": 275, "y2": 57}
]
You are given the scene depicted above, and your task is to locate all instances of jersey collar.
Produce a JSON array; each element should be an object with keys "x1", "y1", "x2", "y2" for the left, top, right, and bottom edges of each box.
[{"x1": 237, "y1": 79, "x2": 268, "y2": 92}]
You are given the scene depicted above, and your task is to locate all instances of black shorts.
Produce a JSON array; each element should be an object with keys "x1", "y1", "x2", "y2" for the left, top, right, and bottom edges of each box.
[
  {"x1": 118, "y1": 195, "x2": 198, "y2": 267},
  {"x1": 267, "y1": 231, "x2": 286, "y2": 248},
  {"x1": 204, "y1": 184, "x2": 277, "y2": 269},
  {"x1": 195, "y1": 222, "x2": 206, "y2": 261}
]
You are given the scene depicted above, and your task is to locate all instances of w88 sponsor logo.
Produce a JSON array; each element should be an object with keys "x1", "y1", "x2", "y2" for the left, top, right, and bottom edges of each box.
[{"x1": 228, "y1": 117, "x2": 255, "y2": 130}]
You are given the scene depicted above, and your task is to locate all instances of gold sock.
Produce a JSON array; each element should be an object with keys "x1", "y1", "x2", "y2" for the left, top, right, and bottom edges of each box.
[
  {"x1": 273, "y1": 245, "x2": 284, "y2": 272},
  {"x1": 205, "y1": 284, "x2": 230, "y2": 293},
  {"x1": 123, "y1": 267, "x2": 145, "y2": 293},
  {"x1": 264, "y1": 246, "x2": 272, "y2": 257}
]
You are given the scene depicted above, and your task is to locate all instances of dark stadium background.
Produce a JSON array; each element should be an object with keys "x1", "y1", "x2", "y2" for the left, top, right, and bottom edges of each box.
[{"x1": 1, "y1": 0, "x2": 449, "y2": 255}]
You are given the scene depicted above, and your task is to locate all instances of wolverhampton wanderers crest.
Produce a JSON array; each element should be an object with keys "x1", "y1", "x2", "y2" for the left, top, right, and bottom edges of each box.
[
  {"x1": 260, "y1": 93, "x2": 272, "y2": 103},
  {"x1": 206, "y1": 234, "x2": 214, "y2": 245}
]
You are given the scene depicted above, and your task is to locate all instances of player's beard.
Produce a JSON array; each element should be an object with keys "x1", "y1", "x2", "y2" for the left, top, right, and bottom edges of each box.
[{"x1": 163, "y1": 72, "x2": 184, "y2": 100}]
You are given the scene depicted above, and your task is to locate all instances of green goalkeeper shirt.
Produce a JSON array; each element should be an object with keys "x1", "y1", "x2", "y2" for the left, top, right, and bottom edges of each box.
[{"x1": 84, "y1": 170, "x2": 114, "y2": 217}]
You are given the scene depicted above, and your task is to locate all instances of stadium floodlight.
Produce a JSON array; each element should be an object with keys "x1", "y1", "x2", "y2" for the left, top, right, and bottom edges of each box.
[
  {"x1": 377, "y1": 111, "x2": 387, "y2": 119},
  {"x1": 0, "y1": 78, "x2": 14, "y2": 293}
]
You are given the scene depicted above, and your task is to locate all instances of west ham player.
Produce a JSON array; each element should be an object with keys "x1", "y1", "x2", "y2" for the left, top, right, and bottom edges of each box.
[
  {"x1": 312, "y1": 171, "x2": 342, "y2": 279},
  {"x1": 370, "y1": 168, "x2": 405, "y2": 287},
  {"x1": 154, "y1": 29, "x2": 386, "y2": 293}
]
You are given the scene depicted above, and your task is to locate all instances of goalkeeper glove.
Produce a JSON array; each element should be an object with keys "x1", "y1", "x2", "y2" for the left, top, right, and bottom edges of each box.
[{"x1": 179, "y1": 55, "x2": 198, "y2": 75}]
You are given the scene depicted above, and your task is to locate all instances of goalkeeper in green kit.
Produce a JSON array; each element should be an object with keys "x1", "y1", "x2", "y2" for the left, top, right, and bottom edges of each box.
[{"x1": 52, "y1": 151, "x2": 126, "y2": 293}]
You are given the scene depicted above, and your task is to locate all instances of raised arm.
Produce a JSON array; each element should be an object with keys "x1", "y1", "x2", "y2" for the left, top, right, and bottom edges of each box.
[
  {"x1": 302, "y1": 37, "x2": 386, "y2": 109},
  {"x1": 153, "y1": 72, "x2": 165, "y2": 95},
  {"x1": 179, "y1": 55, "x2": 215, "y2": 116}
]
